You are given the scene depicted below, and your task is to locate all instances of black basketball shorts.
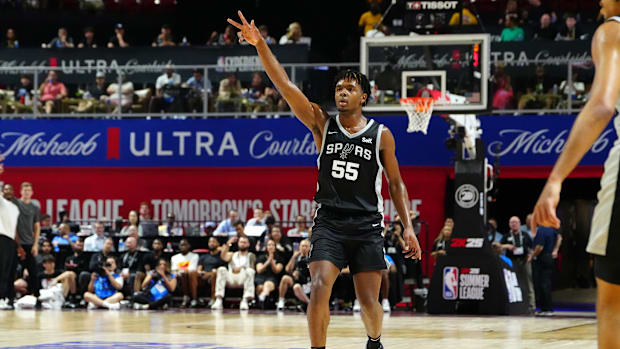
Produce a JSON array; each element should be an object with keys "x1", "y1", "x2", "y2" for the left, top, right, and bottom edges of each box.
[
  {"x1": 594, "y1": 254, "x2": 620, "y2": 285},
  {"x1": 309, "y1": 207, "x2": 387, "y2": 275}
]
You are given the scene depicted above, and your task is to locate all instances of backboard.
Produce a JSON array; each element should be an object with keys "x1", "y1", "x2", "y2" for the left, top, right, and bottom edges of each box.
[{"x1": 360, "y1": 33, "x2": 490, "y2": 113}]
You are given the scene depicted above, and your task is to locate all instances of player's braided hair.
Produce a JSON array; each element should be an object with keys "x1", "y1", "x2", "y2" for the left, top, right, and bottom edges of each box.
[{"x1": 334, "y1": 69, "x2": 371, "y2": 106}]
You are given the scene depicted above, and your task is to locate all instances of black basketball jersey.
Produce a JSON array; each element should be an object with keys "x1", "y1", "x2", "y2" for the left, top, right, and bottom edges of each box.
[{"x1": 314, "y1": 115, "x2": 384, "y2": 213}]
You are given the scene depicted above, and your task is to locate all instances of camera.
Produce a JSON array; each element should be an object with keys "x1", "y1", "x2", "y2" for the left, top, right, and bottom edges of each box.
[
  {"x1": 151, "y1": 272, "x2": 162, "y2": 283},
  {"x1": 97, "y1": 261, "x2": 111, "y2": 276}
]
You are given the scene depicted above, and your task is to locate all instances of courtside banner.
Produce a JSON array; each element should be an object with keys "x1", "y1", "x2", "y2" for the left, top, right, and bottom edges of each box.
[{"x1": 0, "y1": 114, "x2": 615, "y2": 167}]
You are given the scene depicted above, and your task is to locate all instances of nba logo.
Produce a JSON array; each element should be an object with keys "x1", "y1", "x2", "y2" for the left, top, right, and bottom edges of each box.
[{"x1": 443, "y1": 267, "x2": 459, "y2": 300}]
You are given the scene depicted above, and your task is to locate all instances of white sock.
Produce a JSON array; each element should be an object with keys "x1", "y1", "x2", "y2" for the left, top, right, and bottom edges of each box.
[
  {"x1": 278, "y1": 297, "x2": 284, "y2": 303},
  {"x1": 258, "y1": 295, "x2": 266, "y2": 302}
]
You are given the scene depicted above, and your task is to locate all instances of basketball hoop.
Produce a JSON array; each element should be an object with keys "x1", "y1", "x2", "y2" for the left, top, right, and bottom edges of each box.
[{"x1": 400, "y1": 97, "x2": 435, "y2": 134}]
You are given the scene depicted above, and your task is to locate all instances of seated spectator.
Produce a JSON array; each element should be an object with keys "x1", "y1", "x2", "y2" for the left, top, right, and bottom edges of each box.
[
  {"x1": 149, "y1": 65, "x2": 182, "y2": 113},
  {"x1": 120, "y1": 210, "x2": 142, "y2": 235},
  {"x1": 51, "y1": 223, "x2": 78, "y2": 252},
  {"x1": 83, "y1": 256, "x2": 123, "y2": 310},
  {"x1": 431, "y1": 225, "x2": 451, "y2": 258},
  {"x1": 35, "y1": 255, "x2": 78, "y2": 309},
  {"x1": 152, "y1": 24, "x2": 176, "y2": 47},
  {"x1": 492, "y1": 73, "x2": 514, "y2": 110},
  {"x1": 47, "y1": 27, "x2": 74, "y2": 48},
  {"x1": 88, "y1": 237, "x2": 115, "y2": 273},
  {"x1": 246, "y1": 208, "x2": 265, "y2": 227},
  {"x1": 255, "y1": 239, "x2": 285, "y2": 308},
  {"x1": 73, "y1": 72, "x2": 108, "y2": 113},
  {"x1": 498, "y1": 0, "x2": 520, "y2": 26},
  {"x1": 518, "y1": 65, "x2": 559, "y2": 110},
  {"x1": 39, "y1": 70, "x2": 68, "y2": 114},
  {"x1": 77, "y1": 27, "x2": 97, "y2": 48},
  {"x1": 211, "y1": 236, "x2": 256, "y2": 310},
  {"x1": 7, "y1": 74, "x2": 32, "y2": 113},
  {"x1": 286, "y1": 215, "x2": 309, "y2": 238},
  {"x1": 215, "y1": 73, "x2": 243, "y2": 113},
  {"x1": 213, "y1": 209, "x2": 240, "y2": 237},
  {"x1": 487, "y1": 218, "x2": 503, "y2": 244},
  {"x1": 270, "y1": 226, "x2": 292, "y2": 258},
  {"x1": 558, "y1": 71, "x2": 586, "y2": 107},
  {"x1": 358, "y1": 3, "x2": 382, "y2": 36},
  {"x1": 84, "y1": 221, "x2": 107, "y2": 252},
  {"x1": 258, "y1": 25, "x2": 276, "y2": 45},
  {"x1": 556, "y1": 13, "x2": 583, "y2": 41},
  {"x1": 277, "y1": 239, "x2": 311, "y2": 311},
  {"x1": 233, "y1": 221, "x2": 249, "y2": 240},
  {"x1": 132, "y1": 258, "x2": 177, "y2": 310},
  {"x1": 243, "y1": 72, "x2": 272, "y2": 113},
  {"x1": 158, "y1": 212, "x2": 185, "y2": 236},
  {"x1": 207, "y1": 25, "x2": 237, "y2": 46},
  {"x1": 500, "y1": 14, "x2": 524, "y2": 42},
  {"x1": 184, "y1": 69, "x2": 212, "y2": 113},
  {"x1": 100, "y1": 74, "x2": 134, "y2": 113},
  {"x1": 524, "y1": 0, "x2": 556, "y2": 27},
  {"x1": 119, "y1": 236, "x2": 146, "y2": 296},
  {"x1": 107, "y1": 23, "x2": 129, "y2": 48},
  {"x1": 448, "y1": 2, "x2": 479, "y2": 26},
  {"x1": 35, "y1": 240, "x2": 54, "y2": 273},
  {"x1": 198, "y1": 236, "x2": 230, "y2": 304},
  {"x1": 63, "y1": 238, "x2": 91, "y2": 301},
  {"x1": 139, "y1": 201, "x2": 158, "y2": 237},
  {"x1": 171, "y1": 239, "x2": 200, "y2": 308},
  {"x1": 119, "y1": 225, "x2": 148, "y2": 252},
  {"x1": 4, "y1": 28, "x2": 18, "y2": 48},
  {"x1": 143, "y1": 238, "x2": 167, "y2": 272},
  {"x1": 279, "y1": 22, "x2": 311, "y2": 45},
  {"x1": 533, "y1": 14, "x2": 557, "y2": 40}
]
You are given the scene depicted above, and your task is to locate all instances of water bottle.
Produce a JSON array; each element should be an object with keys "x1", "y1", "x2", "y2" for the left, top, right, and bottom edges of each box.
[{"x1": 118, "y1": 239, "x2": 125, "y2": 252}]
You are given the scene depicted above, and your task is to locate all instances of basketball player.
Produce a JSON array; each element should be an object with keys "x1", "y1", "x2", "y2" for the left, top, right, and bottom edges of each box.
[
  {"x1": 228, "y1": 11, "x2": 421, "y2": 349},
  {"x1": 531, "y1": 2, "x2": 620, "y2": 348}
]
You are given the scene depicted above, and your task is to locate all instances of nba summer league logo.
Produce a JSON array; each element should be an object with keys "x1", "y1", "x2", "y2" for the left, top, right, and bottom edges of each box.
[{"x1": 454, "y1": 184, "x2": 479, "y2": 209}]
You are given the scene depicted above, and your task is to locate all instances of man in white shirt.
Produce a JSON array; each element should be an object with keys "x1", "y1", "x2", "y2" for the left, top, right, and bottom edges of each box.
[
  {"x1": 246, "y1": 208, "x2": 266, "y2": 227},
  {"x1": 171, "y1": 239, "x2": 199, "y2": 308},
  {"x1": 84, "y1": 221, "x2": 106, "y2": 252},
  {"x1": 211, "y1": 236, "x2": 256, "y2": 310},
  {"x1": 213, "y1": 210, "x2": 239, "y2": 237},
  {"x1": 0, "y1": 159, "x2": 20, "y2": 309},
  {"x1": 149, "y1": 64, "x2": 182, "y2": 113}
]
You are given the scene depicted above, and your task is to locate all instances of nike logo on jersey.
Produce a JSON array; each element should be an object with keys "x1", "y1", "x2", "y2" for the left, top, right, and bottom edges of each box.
[
  {"x1": 362, "y1": 137, "x2": 373, "y2": 144},
  {"x1": 372, "y1": 223, "x2": 381, "y2": 227},
  {"x1": 328, "y1": 131, "x2": 338, "y2": 135}
]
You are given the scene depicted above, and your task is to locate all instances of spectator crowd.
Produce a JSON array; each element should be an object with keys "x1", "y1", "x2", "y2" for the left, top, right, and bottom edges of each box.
[{"x1": 0, "y1": 180, "x2": 424, "y2": 313}]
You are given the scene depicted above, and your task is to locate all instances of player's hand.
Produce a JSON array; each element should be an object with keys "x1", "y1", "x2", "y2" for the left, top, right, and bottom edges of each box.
[
  {"x1": 402, "y1": 226, "x2": 421, "y2": 260},
  {"x1": 531, "y1": 180, "x2": 562, "y2": 233},
  {"x1": 227, "y1": 11, "x2": 261, "y2": 46}
]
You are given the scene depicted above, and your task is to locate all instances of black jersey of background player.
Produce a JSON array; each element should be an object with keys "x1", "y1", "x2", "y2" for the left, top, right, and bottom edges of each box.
[{"x1": 314, "y1": 115, "x2": 384, "y2": 213}]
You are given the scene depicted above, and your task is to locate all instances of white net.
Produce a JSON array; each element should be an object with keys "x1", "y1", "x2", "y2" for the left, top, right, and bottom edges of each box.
[{"x1": 400, "y1": 97, "x2": 435, "y2": 134}]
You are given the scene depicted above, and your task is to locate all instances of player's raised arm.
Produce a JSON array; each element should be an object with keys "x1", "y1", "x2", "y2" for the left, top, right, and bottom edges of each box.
[
  {"x1": 532, "y1": 21, "x2": 620, "y2": 230},
  {"x1": 227, "y1": 11, "x2": 328, "y2": 135},
  {"x1": 380, "y1": 127, "x2": 421, "y2": 260}
]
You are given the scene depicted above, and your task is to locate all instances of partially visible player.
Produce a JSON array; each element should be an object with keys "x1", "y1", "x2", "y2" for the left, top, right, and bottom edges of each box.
[
  {"x1": 531, "y1": 2, "x2": 620, "y2": 348},
  {"x1": 228, "y1": 10, "x2": 421, "y2": 349}
]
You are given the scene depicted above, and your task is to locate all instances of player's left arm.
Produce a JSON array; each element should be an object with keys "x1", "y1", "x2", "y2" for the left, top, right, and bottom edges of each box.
[{"x1": 380, "y1": 126, "x2": 421, "y2": 260}]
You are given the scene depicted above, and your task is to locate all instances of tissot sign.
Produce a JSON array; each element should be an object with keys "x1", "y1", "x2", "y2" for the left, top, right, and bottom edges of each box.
[{"x1": 0, "y1": 115, "x2": 614, "y2": 168}]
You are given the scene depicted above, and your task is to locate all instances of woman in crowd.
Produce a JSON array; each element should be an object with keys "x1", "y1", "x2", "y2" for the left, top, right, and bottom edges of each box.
[
  {"x1": 255, "y1": 239, "x2": 285, "y2": 308},
  {"x1": 120, "y1": 210, "x2": 143, "y2": 236}
]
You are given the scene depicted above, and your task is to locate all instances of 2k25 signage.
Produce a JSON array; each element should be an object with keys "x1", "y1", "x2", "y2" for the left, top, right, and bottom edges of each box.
[{"x1": 0, "y1": 115, "x2": 615, "y2": 168}]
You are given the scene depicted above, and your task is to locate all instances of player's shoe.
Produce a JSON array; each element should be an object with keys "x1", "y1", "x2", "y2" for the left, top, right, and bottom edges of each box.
[
  {"x1": 381, "y1": 299, "x2": 391, "y2": 312},
  {"x1": 239, "y1": 298, "x2": 249, "y2": 310},
  {"x1": 211, "y1": 298, "x2": 223, "y2": 310}
]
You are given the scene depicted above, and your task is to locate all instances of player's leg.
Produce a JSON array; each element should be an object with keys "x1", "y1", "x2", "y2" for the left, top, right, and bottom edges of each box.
[
  {"x1": 308, "y1": 260, "x2": 341, "y2": 348},
  {"x1": 596, "y1": 278, "x2": 620, "y2": 349},
  {"x1": 353, "y1": 271, "x2": 383, "y2": 340},
  {"x1": 594, "y1": 254, "x2": 620, "y2": 349},
  {"x1": 350, "y1": 235, "x2": 388, "y2": 347}
]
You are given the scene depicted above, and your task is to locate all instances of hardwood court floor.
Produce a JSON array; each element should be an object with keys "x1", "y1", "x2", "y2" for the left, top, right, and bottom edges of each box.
[{"x1": 0, "y1": 309, "x2": 597, "y2": 348}]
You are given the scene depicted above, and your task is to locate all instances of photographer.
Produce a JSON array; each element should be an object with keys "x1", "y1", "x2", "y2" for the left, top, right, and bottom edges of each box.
[
  {"x1": 132, "y1": 258, "x2": 177, "y2": 310},
  {"x1": 379, "y1": 219, "x2": 408, "y2": 312},
  {"x1": 83, "y1": 256, "x2": 123, "y2": 310},
  {"x1": 277, "y1": 239, "x2": 311, "y2": 311}
]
